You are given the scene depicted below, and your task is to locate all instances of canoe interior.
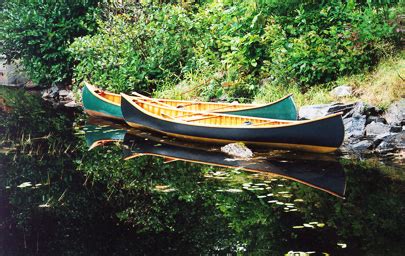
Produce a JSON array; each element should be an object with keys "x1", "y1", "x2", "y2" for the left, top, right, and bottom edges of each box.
[
  {"x1": 153, "y1": 99, "x2": 260, "y2": 112},
  {"x1": 93, "y1": 89, "x2": 121, "y2": 105},
  {"x1": 131, "y1": 98, "x2": 293, "y2": 127}
]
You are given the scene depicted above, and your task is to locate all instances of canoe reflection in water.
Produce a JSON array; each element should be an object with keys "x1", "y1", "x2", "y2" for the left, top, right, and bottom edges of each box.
[{"x1": 83, "y1": 119, "x2": 346, "y2": 198}]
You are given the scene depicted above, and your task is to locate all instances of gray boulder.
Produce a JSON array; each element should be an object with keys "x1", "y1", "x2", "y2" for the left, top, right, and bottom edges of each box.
[
  {"x1": 58, "y1": 89, "x2": 69, "y2": 97},
  {"x1": 375, "y1": 131, "x2": 405, "y2": 153},
  {"x1": 384, "y1": 99, "x2": 405, "y2": 125},
  {"x1": 42, "y1": 85, "x2": 59, "y2": 98},
  {"x1": 64, "y1": 101, "x2": 80, "y2": 108},
  {"x1": 366, "y1": 116, "x2": 386, "y2": 125},
  {"x1": 351, "y1": 140, "x2": 373, "y2": 151},
  {"x1": 299, "y1": 103, "x2": 355, "y2": 119},
  {"x1": 299, "y1": 104, "x2": 331, "y2": 119},
  {"x1": 365, "y1": 122, "x2": 391, "y2": 136},
  {"x1": 345, "y1": 114, "x2": 367, "y2": 138},
  {"x1": 330, "y1": 85, "x2": 352, "y2": 97}
]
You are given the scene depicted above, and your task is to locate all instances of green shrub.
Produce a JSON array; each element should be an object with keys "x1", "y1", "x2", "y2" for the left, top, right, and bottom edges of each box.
[
  {"x1": 69, "y1": 0, "x2": 400, "y2": 97},
  {"x1": 0, "y1": 0, "x2": 100, "y2": 86},
  {"x1": 261, "y1": 1, "x2": 398, "y2": 87},
  {"x1": 70, "y1": 5, "x2": 198, "y2": 93}
]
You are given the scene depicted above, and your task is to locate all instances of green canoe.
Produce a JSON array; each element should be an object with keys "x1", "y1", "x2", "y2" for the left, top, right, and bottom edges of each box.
[{"x1": 82, "y1": 82, "x2": 297, "y2": 121}]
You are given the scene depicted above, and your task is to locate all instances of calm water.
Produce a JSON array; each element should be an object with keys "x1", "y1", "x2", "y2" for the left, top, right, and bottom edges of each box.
[{"x1": 0, "y1": 87, "x2": 404, "y2": 255}]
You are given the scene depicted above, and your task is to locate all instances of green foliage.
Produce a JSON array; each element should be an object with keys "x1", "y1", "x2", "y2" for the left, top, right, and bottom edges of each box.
[
  {"x1": 0, "y1": 0, "x2": 100, "y2": 86},
  {"x1": 69, "y1": 0, "x2": 400, "y2": 99},
  {"x1": 70, "y1": 5, "x2": 198, "y2": 93},
  {"x1": 262, "y1": 1, "x2": 398, "y2": 87},
  {"x1": 2, "y1": 87, "x2": 405, "y2": 255}
]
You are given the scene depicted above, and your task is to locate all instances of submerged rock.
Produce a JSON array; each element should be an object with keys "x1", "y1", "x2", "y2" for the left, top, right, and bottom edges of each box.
[{"x1": 221, "y1": 142, "x2": 253, "y2": 159}]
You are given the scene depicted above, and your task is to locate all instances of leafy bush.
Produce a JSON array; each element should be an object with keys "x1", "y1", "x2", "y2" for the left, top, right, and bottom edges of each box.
[
  {"x1": 0, "y1": 0, "x2": 100, "y2": 86},
  {"x1": 70, "y1": 5, "x2": 198, "y2": 93},
  {"x1": 261, "y1": 1, "x2": 398, "y2": 87},
  {"x1": 69, "y1": 0, "x2": 400, "y2": 96}
]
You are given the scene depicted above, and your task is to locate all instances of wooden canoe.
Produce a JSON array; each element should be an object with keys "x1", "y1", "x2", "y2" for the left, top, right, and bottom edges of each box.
[
  {"x1": 120, "y1": 93, "x2": 345, "y2": 153},
  {"x1": 82, "y1": 81, "x2": 297, "y2": 120}
]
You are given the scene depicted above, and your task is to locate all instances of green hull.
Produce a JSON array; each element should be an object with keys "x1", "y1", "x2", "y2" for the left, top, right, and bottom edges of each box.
[
  {"x1": 223, "y1": 95, "x2": 297, "y2": 120},
  {"x1": 82, "y1": 85, "x2": 123, "y2": 119},
  {"x1": 82, "y1": 84, "x2": 296, "y2": 120}
]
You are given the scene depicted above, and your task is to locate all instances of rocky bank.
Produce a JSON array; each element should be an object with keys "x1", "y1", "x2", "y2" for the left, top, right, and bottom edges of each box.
[
  {"x1": 300, "y1": 100, "x2": 404, "y2": 156},
  {"x1": 38, "y1": 84, "x2": 404, "y2": 158}
]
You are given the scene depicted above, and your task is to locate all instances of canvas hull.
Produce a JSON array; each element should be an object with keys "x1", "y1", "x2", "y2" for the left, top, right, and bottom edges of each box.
[
  {"x1": 121, "y1": 96, "x2": 345, "y2": 153},
  {"x1": 82, "y1": 83, "x2": 297, "y2": 120}
]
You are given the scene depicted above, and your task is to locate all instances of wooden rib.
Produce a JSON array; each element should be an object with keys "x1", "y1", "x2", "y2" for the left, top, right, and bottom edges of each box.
[
  {"x1": 174, "y1": 111, "x2": 210, "y2": 119},
  {"x1": 131, "y1": 92, "x2": 173, "y2": 108},
  {"x1": 251, "y1": 120, "x2": 280, "y2": 126},
  {"x1": 161, "y1": 113, "x2": 177, "y2": 120},
  {"x1": 184, "y1": 115, "x2": 220, "y2": 122},
  {"x1": 197, "y1": 104, "x2": 239, "y2": 112},
  {"x1": 176, "y1": 102, "x2": 201, "y2": 108}
]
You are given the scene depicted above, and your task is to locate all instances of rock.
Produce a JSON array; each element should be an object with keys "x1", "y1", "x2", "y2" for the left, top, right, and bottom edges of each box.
[
  {"x1": 327, "y1": 103, "x2": 356, "y2": 114},
  {"x1": 375, "y1": 131, "x2": 405, "y2": 153},
  {"x1": 363, "y1": 105, "x2": 383, "y2": 117},
  {"x1": 351, "y1": 140, "x2": 373, "y2": 151},
  {"x1": 366, "y1": 116, "x2": 386, "y2": 125},
  {"x1": 343, "y1": 102, "x2": 365, "y2": 118},
  {"x1": 372, "y1": 133, "x2": 391, "y2": 148},
  {"x1": 390, "y1": 126, "x2": 402, "y2": 133},
  {"x1": 345, "y1": 114, "x2": 366, "y2": 138},
  {"x1": 24, "y1": 80, "x2": 37, "y2": 89},
  {"x1": 384, "y1": 99, "x2": 405, "y2": 125},
  {"x1": 221, "y1": 142, "x2": 253, "y2": 159},
  {"x1": 64, "y1": 101, "x2": 80, "y2": 108},
  {"x1": 330, "y1": 85, "x2": 352, "y2": 97},
  {"x1": 299, "y1": 104, "x2": 330, "y2": 119},
  {"x1": 42, "y1": 85, "x2": 58, "y2": 98},
  {"x1": 299, "y1": 103, "x2": 354, "y2": 119},
  {"x1": 58, "y1": 89, "x2": 69, "y2": 97},
  {"x1": 59, "y1": 90, "x2": 75, "y2": 102},
  {"x1": 365, "y1": 121, "x2": 391, "y2": 136}
]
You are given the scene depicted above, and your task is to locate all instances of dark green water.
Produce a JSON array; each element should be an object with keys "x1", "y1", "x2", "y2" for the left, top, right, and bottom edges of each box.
[{"x1": 0, "y1": 87, "x2": 404, "y2": 255}]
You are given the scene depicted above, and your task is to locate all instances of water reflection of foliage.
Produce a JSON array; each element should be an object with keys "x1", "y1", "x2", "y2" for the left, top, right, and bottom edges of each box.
[{"x1": 1, "y1": 87, "x2": 405, "y2": 255}]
